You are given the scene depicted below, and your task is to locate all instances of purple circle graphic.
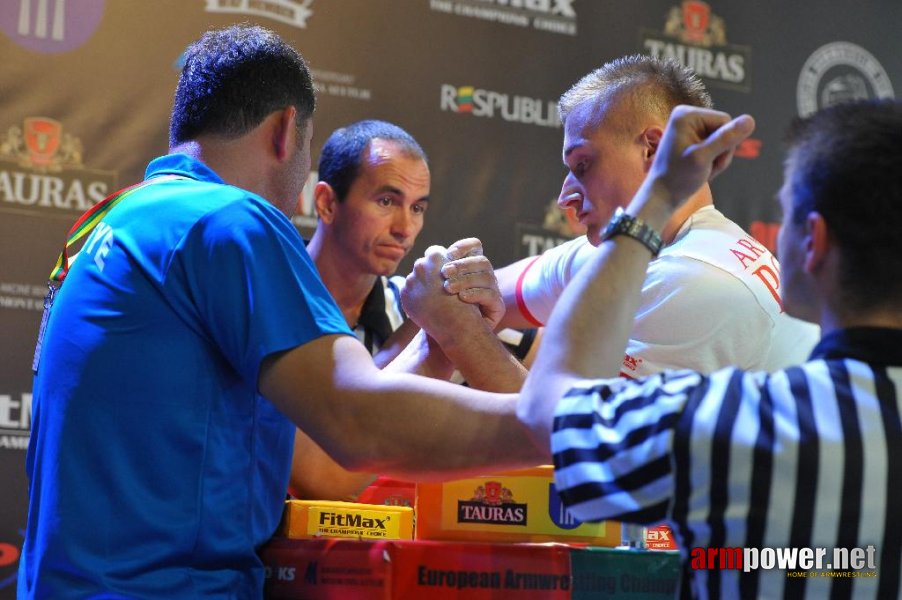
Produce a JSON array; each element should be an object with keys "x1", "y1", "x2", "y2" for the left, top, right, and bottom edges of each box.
[{"x1": 0, "y1": 0, "x2": 105, "y2": 54}]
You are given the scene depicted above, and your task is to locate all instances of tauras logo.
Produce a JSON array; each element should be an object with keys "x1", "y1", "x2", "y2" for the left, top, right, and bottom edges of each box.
[
  {"x1": 458, "y1": 480, "x2": 528, "y2": 525},
  {"x1": 440, "y1": 84, "x2": 560, "y2": 128},
  {"x1": 0, "y1": 117, "x2": 116, "y2": 215},
  {"x1": 458, "y1": 502, "x2": 527, "y2": 525},
  {"x1": 640, "y1": 1, "x2": 751, "y2": 92}
]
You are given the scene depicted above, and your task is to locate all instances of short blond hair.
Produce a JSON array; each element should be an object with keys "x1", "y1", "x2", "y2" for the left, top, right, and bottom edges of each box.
[{"x1": 559, "y1": 54, "x2": 712, "y2": 127}]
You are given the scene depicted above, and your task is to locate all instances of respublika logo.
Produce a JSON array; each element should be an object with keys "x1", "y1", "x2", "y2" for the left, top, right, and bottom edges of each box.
[
  {"x1": 429, "y1": 0, "x2": 577, "y2": 36},
  {"x1": 440, "y1": 84, "x2": 560, "y2": 128},
  {"x1": 639, "y1": 0, "x2": 751, "y2": 92},
  {"x1": 458, "y1": 481, "x2": 528, "y2": 526},
  {"x1": 0, "y1": 117, "x2": 117, "y2": 217},
  {"x1": 204, "y1": 0, "x2": 314, "y2": 28},
  {"x1": 0, "y1": 0, "x2": 105, "y2": 54},
  {"x1": 797, "y1": 42, "x2": 894, "y2": 118}
]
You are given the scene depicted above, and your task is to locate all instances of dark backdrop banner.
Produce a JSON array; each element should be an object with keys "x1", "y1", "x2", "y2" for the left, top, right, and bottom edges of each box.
[{"x1": 0, "y1": 1, "x2": 897, "y2": 592}]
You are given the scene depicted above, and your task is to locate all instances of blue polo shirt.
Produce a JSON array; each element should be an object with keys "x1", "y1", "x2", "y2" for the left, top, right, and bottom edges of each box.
[{"x1": 20, "y1": 154, "x2": 352, "y2": 598}]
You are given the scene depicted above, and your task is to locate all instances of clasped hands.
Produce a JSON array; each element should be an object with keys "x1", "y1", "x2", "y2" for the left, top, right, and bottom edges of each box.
[{"x1": 400, "y1": 237, "x2": 503, "y2": 344}]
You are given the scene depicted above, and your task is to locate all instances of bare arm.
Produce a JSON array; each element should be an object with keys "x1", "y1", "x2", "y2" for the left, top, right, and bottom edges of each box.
[
  {"x1": 404, "y1": 242, "x2": 527, "y2": 392},
  {"x1": 518, "y1": 106, "x2": 756, "y2": 450},
  {"x1": 372, "y1": 318, "x2": 421, "y2": 369},
  {"x1": 261, "y1": 333, "x2": 547, "y2": 480}
]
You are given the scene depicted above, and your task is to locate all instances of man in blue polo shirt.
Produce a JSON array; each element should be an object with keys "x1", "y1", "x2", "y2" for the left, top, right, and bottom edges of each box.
[{"x1": 19, "y1": 24, "x2": 544, "y2": 598}]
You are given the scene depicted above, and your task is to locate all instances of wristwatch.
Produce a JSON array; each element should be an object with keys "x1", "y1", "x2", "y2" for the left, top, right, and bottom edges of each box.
[{"x1": 600, "y1": 207, "x2": 663, "y2": 256}]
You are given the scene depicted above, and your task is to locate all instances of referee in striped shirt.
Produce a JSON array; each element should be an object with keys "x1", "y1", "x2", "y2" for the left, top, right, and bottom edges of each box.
[{"x1": 517, "y1": 100, "x2": 902, "y2": 599}]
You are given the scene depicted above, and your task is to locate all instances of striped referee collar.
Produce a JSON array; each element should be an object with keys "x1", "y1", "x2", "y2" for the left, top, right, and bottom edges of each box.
[{"x1": 809, "y1": 327, "x2": 902, "y2": 365}]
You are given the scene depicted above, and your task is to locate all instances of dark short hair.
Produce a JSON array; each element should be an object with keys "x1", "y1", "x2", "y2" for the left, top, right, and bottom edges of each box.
[
  {"x1": 559, "y1": 54, "x2": 713, "y2": 126},
  {"x1": 785, "y1": 100, "x2": 902, "y2": 310},
  {"x1": 169, "y1": 24, "x2": 315, "y2": 146},
  {"x1": 317, "y1": 120, "x2": 427, "y2": 201}
]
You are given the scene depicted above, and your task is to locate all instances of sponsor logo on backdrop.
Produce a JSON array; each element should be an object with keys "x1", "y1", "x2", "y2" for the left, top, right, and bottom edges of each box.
[
  {"x1": 640, "y1": 0, "x2": 751, "y2": 92},
  {"x1": 735, "y1": 137, "x2": 761, "y2": 160},
  {"x1": 0, "y1": 532, "x2": 22, "y2": 591},
  {"x1": 0, "y1": 117, "x2": 116, "y2": 217},
  {"x1": 515, "y1": 198, "x2": 585, "y2": 258},
  {"x1": 0, "y1": 0, "x2": 105, "y2": 53},
  {"x1": 0, "y1": 281, "x2": 45, "y2": 312},
  {"x1": 204, "y1": 0, "x2": 314, "y2": 28},
  {"x1": 797, "y1": 42, "x2": 894, "y2": 118},
  {"x1": 440, "y1": 84, "x2": 560, "y2": 128},
  {"x1": 458, "y1": 481, "x2": 528, "y2": 525},
  {"x1": 0, "y1": 393, "x2": 30, "y2": 451},
  {"x1": 429, "y1": 0, "x2": 577, "y2": 36},
  {"x1": 310, "y1": 68, "x2": 372, "y2": 102}
]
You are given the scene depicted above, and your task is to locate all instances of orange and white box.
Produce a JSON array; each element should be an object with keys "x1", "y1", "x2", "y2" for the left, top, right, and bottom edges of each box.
[
  {"x1": 279, "y1": 499, "x2": 414, "y2": 540},
  {"x1": 416, "y1": 465, "x2": 620, "y2": 545}
]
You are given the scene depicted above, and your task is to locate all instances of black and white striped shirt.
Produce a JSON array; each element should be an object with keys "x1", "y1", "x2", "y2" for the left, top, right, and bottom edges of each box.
[{"x1": 552, "y1": 327, "x2": 902, "y2": 599}]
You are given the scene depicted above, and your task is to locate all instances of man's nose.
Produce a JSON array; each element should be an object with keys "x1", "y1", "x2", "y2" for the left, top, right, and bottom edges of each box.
[
  {"x1": 558, "y1": 175, "x2": 582, "y2": 211},
  {"x1": 392, "y1": 209, "x2": 417, "y2": 239}
]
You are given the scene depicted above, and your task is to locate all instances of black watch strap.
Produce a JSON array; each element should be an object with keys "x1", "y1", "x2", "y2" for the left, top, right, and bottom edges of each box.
[{"x1": 600, "y1": 207, "x2": 663, "y2": 256}]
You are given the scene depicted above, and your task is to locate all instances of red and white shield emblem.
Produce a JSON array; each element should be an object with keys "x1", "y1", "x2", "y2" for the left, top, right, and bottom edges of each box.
[
  {"x1": 682, "y1": 0, "x2": 710, "y2": 44},
  {"x1": 483, "y1": 481, "x2": 503, "y2": 505},
  {"x1": 24, "y1": 117, "x2": 62, "y2": 167}
]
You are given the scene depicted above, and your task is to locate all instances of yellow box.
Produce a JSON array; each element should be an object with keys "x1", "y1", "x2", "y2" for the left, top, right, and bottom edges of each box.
[
  {"x1": 278, "y1": 499, "x2": 414, "y2": 540},
  {"x1": 416, "y1": 465, "x2": 621, "y2": 545}
]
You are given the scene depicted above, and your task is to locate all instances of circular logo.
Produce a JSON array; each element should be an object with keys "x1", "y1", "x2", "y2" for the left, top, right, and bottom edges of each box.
[
  {"x1": 797, "y1": 42, "x2": 895, "y2": 117},
  {"x1": 0, "y1": 0, "x2": 105, "y2": 54}
]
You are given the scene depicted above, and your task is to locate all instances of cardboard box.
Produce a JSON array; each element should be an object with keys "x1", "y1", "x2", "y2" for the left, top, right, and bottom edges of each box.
[
  {"x1": 261, "y1": 537, "x2": 571, "y2": 599},
  {"x1": 260, "y1": 538, "x2": 682, "y2": 599},
  {"x1": 569, "y1": 547, "x2": 680, "y2": 599},
  {"x1": 279, "y1": 499, "x2": 414, "y2": 541},
  {"x1": 415, "y1": 466, "x2": 620, "y2": 546},
  {"x1": 356, "y1": 476, "x2": 416, "y2": 508}
]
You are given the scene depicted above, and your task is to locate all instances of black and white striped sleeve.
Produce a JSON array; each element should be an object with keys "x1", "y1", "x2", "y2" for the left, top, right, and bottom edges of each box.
[{"x1": 551, "y1": 370, "x2": 704, "y2": 524}]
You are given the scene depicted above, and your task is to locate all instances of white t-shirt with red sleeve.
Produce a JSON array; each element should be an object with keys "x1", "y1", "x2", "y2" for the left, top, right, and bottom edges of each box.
[{"x1": 515, "y1": 205, "x2": 820, "y2": 378}]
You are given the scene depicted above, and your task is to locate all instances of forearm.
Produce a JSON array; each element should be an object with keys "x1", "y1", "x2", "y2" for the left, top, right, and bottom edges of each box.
[
  {"x1": 260, "y1": 335, "x2": 548, "y2": 481},
  {"x1": 288, "y1": 428, "x2": 376, "y2": 501},
  {"x1": 373, "y1": 318, "x2": 421, "y2": 369},
  {"x1": 333, "y1": 370, "x2": 542, "y2": 479},
  {"x1": 434, "y1": 320, "x2": 528, "y2": 392},
  {"x1": 383, "y1": 327, "x2": 455, "y2": 380}
]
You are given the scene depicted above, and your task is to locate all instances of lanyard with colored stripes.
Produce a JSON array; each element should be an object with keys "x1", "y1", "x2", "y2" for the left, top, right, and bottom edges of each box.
[{"x1": 48, "y1": 174, "x2": 185, "y2": 284}]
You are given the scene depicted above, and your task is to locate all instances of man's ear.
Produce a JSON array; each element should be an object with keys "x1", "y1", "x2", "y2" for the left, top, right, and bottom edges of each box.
[
  {"x1": 314, "y1": 181, "x2": 338, "y2": 224},
  {"x1": 272, "y1": 105, "x2": 298, "y2": 161},
  {"x1": 641, "y1": 126, "x2": 664, "y2": 166},
  {"x1": 804, "y1": 212, "x2": 830, "y2": 274}
]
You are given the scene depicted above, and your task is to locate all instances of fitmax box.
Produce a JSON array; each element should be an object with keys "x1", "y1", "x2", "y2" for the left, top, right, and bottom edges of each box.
[
  {"x1": 415, "y1": 465, "x2": 620, "y2": 545},
  {"x1": 279, "y1": 499, "x2": 414, "y2": 541}
]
